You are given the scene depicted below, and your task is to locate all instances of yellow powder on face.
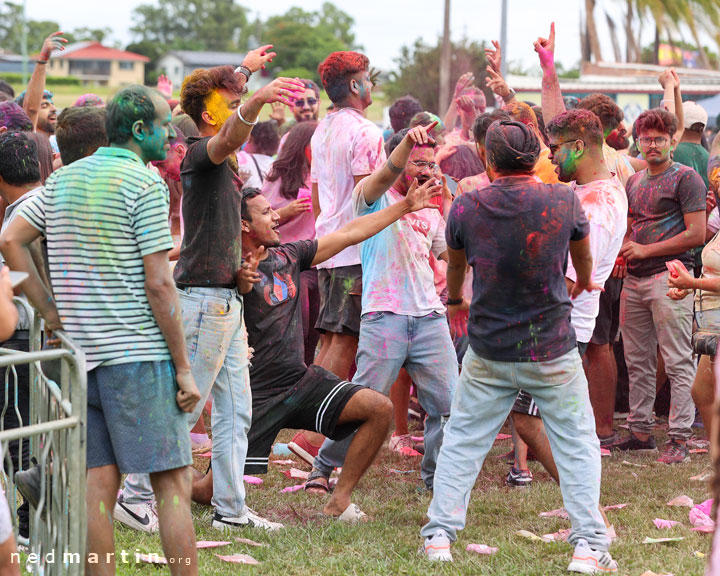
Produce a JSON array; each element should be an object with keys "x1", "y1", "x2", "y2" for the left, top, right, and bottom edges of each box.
[{"x1": 205, "y1": 90, "x2": 233, "y2": 128}]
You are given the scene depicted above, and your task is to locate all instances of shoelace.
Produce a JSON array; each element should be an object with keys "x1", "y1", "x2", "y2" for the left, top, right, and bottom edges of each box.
[{"x1": 395, "y1": 435, "x2": 413, "y2": 449}]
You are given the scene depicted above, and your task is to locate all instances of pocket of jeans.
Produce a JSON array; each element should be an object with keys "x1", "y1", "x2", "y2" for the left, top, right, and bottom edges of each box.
[
  {"x1": 203, "y1": 299, "x2": 231, "y2": 316},
  {"x1": 529, "y1": 355, "x2": 579, "y2": 385},
  {"x1": 361, "y1": 311, "x2": 385, "y2": 323}
]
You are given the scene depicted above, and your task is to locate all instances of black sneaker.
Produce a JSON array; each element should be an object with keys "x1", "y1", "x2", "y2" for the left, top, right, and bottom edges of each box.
[
  {"x1": 15, "y1": 465, "x2": 41, "y2": 510},
  {"x1": 506, "y1": 466, "x2": 533, "y2": 487},
  {"x1": 609, "y1": 434, "x2": 657, "y2": 452},
  {"x1": 598, "y1": 430, "x2": 622, "y2": 448}
]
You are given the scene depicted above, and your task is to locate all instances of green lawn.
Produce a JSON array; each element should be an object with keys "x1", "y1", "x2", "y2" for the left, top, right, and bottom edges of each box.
[
  {"x1": 8, "y1": 83, "x2": 388, "y2": 124},
  {"x1": 111, "y1": 424, "x2": 714, "y2": 576}
]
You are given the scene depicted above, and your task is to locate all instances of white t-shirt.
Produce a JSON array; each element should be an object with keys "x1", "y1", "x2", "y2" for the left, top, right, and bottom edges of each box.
[
  {"x1": 708, "y1": 207, "x2": 720, "y2": 235},
  {"x1": 237, "y1": 151, "x2": 274, "y2": 190},
  {"x1": 311, "y1": 108, "x2": 386, "y2": 269},
  {"x1": 565, "y1": 176, "x2": 628, "y2": 342},
  {"x1": 353, "y1": 182, "x2": 446, "y2": 316}
]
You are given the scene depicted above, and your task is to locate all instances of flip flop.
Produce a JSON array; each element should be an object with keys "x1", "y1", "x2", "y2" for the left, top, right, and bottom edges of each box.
[{"x1": 337, "y1": 503, "x2": 367, "y2": 523}]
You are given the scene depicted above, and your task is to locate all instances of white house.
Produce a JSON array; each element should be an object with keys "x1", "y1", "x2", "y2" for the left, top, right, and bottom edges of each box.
[{"x1": 158, "y1": 50, "x2": 271, "y2": 92}]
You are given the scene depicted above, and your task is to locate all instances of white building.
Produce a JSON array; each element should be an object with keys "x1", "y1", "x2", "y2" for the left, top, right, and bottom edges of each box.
[{"x1": 158, "y1": 50, "x2": 271, "y2": 92}]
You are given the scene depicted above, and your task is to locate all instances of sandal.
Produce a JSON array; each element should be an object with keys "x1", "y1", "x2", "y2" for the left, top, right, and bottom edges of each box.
[{"x1": 304, "y1": 469, "x2": 332, "y2": 494}]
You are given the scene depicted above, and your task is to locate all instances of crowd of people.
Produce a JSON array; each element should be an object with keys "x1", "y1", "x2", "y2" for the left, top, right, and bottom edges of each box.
[{"x1": 2, "y1": 20, "x2": 720, "y2": 575}]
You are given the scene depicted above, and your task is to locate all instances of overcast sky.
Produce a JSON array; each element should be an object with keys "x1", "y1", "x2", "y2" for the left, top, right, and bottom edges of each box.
[{"x1": 22, "y1": 0, "x2": 698, "y2": 73}]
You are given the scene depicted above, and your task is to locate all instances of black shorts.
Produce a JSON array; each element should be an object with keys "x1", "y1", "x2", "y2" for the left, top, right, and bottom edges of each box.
[
  {"x1": 315, "y1": 265, "x2": 363, "y2": 336},
  {"x1": 590, "y1": 277, "x2": 623, "y2": 346},
  {"x1": 245, "y1": 365, "x2": 363, "y2": 474},
  {"x1": 510, "y1": 343, "x2": 587, "y2": 418}
]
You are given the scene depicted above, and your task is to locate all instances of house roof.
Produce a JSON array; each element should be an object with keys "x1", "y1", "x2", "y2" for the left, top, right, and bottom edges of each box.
[
  {"x1": 164, "y1": 50, "x2": 245, "y2": 67},
  {"x1": 48, "y1": 42, "x2": 149, "y2": 62}
]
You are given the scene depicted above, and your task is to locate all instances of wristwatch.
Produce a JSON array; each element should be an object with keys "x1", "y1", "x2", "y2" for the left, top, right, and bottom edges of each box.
[{"x1": 235, "y1": 65, "x2": 252, "y2": 81}]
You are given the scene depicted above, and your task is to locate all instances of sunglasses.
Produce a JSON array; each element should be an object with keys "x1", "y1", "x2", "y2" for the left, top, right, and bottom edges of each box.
[{"x1": 294, "y1": 98, "x2": 318, "y2": 108}]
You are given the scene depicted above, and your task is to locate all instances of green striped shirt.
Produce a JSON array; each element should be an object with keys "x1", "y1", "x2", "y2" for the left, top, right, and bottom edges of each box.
[{"x1": 19, "y1": 147, "x2": 174, "y2": 369}]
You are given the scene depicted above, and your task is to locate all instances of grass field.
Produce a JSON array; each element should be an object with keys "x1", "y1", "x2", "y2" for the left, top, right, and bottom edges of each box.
[
  {"x1": 7, "y1": 83, "x2": 389, "y2": 125},
  {"x1": 108, "y1": 422, "x2": 715, "y2": 576}
]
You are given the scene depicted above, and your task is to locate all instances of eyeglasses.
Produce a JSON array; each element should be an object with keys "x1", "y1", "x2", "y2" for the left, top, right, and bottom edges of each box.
[
  {"x1": 548, "y1": 139, "x2": 582, "y2": 154},
  {"x1": 294, "y1": 98, "x2": 318, "y2": 108},
  {"x1": 410, "y1": 160, "x2": 438, "y2": 170},
  {"x1": 637, "y1": 136, "x2": 669, "y2": 148}
]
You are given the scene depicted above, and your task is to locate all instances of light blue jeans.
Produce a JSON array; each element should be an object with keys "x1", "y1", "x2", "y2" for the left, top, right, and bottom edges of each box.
[
  {"x1": 313, "y1": 311, "x2": 457, "y2": 489},
  {"x1": 421, "y1": 346, "x2": 608, "y2": 552},
  {"x1": 122, "y1": 287, "x2": 252, "y2": 517}
]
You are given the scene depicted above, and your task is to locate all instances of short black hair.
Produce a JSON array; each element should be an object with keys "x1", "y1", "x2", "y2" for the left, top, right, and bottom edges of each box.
[
  {"x1": 105, "y1": 85, "x2": 157, "y2": 145},
  {"x1": 0, "y1": 81, "x2": 14, "y2": 99},
  {"x1": 0, "y1": 132, "x2": 41, "y2": 185},
  {"x1": 241, "y1": 187, "x2": 263, "y2": 222},
  {"x1": 389, "y1": 96, "x2": 423, "y2": 133},
  {"x1": 56, "y1": 107, "x2": 108, "y2": 165},
  {"x1": 472, "y1": 110, "x2": 511, "y2": 147},
  {"x1": 385, "y1": 128, "x2": 436, "y2": 157},
  {"x1": 250, "y1": 121, "x2": 280, "y2": 156}
]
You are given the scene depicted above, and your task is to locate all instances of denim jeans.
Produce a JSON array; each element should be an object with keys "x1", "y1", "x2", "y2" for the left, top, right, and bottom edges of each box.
[
  {"x1": 313, "y1": 311, "x2": 457, "y2": 489},
  {"x1": 621, "y1": 271, "x2": 696, "y2": 440},
  {"x1": 123, "y1": 287, "x2": 251, "y2": 517},
  {"x1": 421, "y1": 346, "x2": 608, "y2": 552}
]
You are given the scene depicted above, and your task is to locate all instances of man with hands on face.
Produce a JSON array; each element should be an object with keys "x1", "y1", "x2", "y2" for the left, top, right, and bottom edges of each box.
[
  {"x1": 195, "y1": 123, "x2": 444, "y2": 522},
  {"x1": 614, "y1": 108, "x2": 706, "y2": 464}
]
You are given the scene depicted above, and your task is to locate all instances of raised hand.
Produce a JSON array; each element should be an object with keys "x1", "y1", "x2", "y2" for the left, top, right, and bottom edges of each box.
[
  {"x1": 485, "y1": 40, "x2": 502, "y2": 73},
  {"x1": 156, "y1": 74, "x2": 173, "y2": 99},
  {"x1": 255, "y1": 77, "x2": 306, "y2": 107},
  {"x1": 405, "y1": 177, "x2": 443, "y2": 212},
  {"x1": 533, "y1": 22, "x2": 556, "y2": 70},
  {"x1": 453, "y1": 72, "x2": 475, "y2": 98},
  {"x1": 269, "y1": 101, "x2": 286, "y2": 125},
  {"x1": 39, "y1": 31, "x2": 67, "y2": 62},
  {"x1": 456, "y1": 94, "x2": 475, "y2": 113},
  {"x1": 243, "y1": 44, "x2": 277, "y2": 73},
  {"x1": 405, "y1": 120, "x2": 438, "y2": 147},
  {"x1": 485, "y1": 66, "x2": 513, "y2": 99}
]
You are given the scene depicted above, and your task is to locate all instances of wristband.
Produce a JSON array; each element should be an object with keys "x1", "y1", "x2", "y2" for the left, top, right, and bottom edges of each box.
[
  {"x1": 446, "y1": 297, "x2": 464, "y2": 306},
  {"x1": 387, "y1": 157, "x2": 403, "y2": 174},
  {"x1": 237, "y1": 106, "x2": 258, "y2": 126},
  {"x1": 36, "y1": 60, "x2": 48, "y2": 65},
  {"x1": 235, "y1": 65, "x2": 252, "y2": 81}
]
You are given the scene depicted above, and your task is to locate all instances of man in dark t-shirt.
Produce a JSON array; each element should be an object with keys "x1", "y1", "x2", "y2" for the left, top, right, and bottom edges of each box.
[
  {"x1": 194, "y1": 123, "x2": 443, "y2": 521},
  {"x1": 421, "y1": 120, "x2": 617, "y2": 574},
  {"x1": 117, "y1": 58, "x2": 308, "y2": 533},
  {"x1": 615, "y1": 108, "x2": 706, "y2": 463}
]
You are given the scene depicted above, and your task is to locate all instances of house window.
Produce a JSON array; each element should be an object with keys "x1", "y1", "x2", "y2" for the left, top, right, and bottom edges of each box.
[
  {"x1": 119, "y1": 61, "x2": 134, "y2": 70},
  {"x1": 69, "y1": 60, "x2": 111, "y2": 76}
]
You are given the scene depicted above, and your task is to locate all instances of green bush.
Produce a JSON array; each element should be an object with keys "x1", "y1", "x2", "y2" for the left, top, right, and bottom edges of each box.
[{"x1": 0, "y1": 73, "x2": 81, "y2": 86}]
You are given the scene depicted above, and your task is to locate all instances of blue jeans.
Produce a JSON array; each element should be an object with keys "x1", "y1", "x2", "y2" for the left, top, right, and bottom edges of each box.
[
  {"x1": 313, "y1": 311, "x2": 457, "y2": 489},
  {"x1": 122, "y1": 287, "x2": 251, "y2": 517},
  {"x1": 421, "y1": 346, "x2": 608, "y2": 552}
]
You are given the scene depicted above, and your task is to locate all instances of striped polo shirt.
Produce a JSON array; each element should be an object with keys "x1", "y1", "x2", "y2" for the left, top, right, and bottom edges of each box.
[{"x1": 19, "y1": 147, "x2": 174, "y2": 369}]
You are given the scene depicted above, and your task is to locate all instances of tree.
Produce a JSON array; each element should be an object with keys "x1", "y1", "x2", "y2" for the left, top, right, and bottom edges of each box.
[
  {"x1": 0, "y1": 2, "x2": 65, "y2": 55},
  {"x1": 260, "y1": 3, "x2": 356, "y2": 82},
  {"x1": 72, "y1": 27, "x2": 113, "y2": 44},
  {"x1": 385, "y1": 38, "x2": 490, "y2": 116}
]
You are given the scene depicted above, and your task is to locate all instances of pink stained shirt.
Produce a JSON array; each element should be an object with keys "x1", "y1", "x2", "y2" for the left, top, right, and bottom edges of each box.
[
  {"x1": 262, "y1": 176, "x2": 316, "y2": 243},
  {"x1": 310, "y1": 107, "x2": 386, "y2": 269}
]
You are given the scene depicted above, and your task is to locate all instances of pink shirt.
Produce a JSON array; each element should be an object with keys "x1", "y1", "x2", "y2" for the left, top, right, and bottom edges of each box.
[
  {"x1": 262, "y1": 176, "x2": 316, "y2": 243},
  {"x1": 311, "y1": 108, "x2": 386, "y2": 269}
]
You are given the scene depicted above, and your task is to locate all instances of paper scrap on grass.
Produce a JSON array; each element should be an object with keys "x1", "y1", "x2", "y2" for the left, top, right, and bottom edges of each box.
[
  {"x1": 539, "y1": 508, "x2": 568, "y2": 519},
  {"x1": 411, "y1": 436, "x2": 424, "y2": 443},
  {"x1": 136, "y1": 554, "x2": 167, "y2": 564},
  {"x1": 690, "y1": 448, "x2": 708, "y2": 454},
  {"x1": 541, "y1": 529, "x2": 571, "y2": 542},
  {"x1": 280, "y1": 483, "x2": 305, "y2": 493},
  {"x1": 603, "y1": 503, "x2": 629, "y2": 512},
  {"x1": 689, "y1": 499, "x2": 714, "y2": 531},
  {"x1": 642, "y1": 536, "x2": 685, "y2": 544},
  {"x1": 667, "y1": 495, "x2": 694, "y2": 507},
  {"x1": 197, "y1": 451, "x2": 212, "y2": 459},
  {"x1": 244, "y1": 475, "x2": 263, "y2": 485},
  {"x1": 236, "y1": 538, "x2": 265, "y2": 547},
  {"x1": 216, "y1": 553, "x2": 259, "y2": 565},
  {"x1": 389, "y1": 469, "x2": 415, "y2": 474},
  {"x1": 692, "y1": 525, "x2": 714, "y2": 533},
  {"x1": 600, "y1": 448, "x2": 611, "y2": 457},
  {"x1": 196, "y1": 541, "x2": 231, "y2": 549},
  {"x1": 271, "y1": 459, "x2": 295, "y2": 465},
  {"x1": 622, "y1": 460, "x2": 648, "y2": 468},
  {"x1": 496, "y1": 433, "x2": 512, "y2": 441},
  {"x1": 281, "y1": 468, "x2": 309, "y2": 480},
  {"x1": 691, "y1": 470, "x2": 713, "y2": 482},
  {"x1": 695, "y1": 551, "x2": 706, "y2": 558},
  {"x1": 515, "y1": 530, "x2": 544, "y2": 542},
  {"x1": 653, "y1": 519, "x2": 680, "y2": 529},
  {"x1": 640, "y1": 571, "x2": 675, "y2": 576},
  {"x1": 466, "y1": 543, "x2": 498, "y2": 555}
]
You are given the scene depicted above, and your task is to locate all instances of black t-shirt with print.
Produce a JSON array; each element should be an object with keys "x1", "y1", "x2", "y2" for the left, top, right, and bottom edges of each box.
[
  {"x1": 245, "y1": 240, "x2": 318, "y2": 399},
  {"x1": 174, "y1": 136, "x2": 244, "y2": 287}
]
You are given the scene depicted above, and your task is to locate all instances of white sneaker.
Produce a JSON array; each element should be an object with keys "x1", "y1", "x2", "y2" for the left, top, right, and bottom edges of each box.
[
  {"x1": 567, "y1": 539, "x2": 618, "y2": 573},
  {"x1": 212, "y1": 507, "x2": 283, "y2": 531},
  {"x1": 114, "y1": 494, "x2": 159, "y2": 533},
  {"x1": 423, "y1": 529, "x2": 453, "y2": 562}
]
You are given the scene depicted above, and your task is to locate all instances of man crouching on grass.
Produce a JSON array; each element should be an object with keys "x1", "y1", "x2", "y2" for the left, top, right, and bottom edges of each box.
[{"x1": 192, "y1": 124, "x2": 442, "y2": 521}]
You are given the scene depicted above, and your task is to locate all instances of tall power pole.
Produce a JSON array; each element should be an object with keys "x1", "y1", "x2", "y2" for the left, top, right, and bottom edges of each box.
[
  {"x1": 438, "y1": 0, "x2": 451, "y2": 116},
  {"x1": 500, "y1": 0, "x2": 508, "y2": 77}
]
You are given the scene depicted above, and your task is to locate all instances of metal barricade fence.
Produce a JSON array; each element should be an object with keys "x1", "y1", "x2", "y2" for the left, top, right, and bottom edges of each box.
[{"x1": 0, "y1": 298, "x2": 86, "y2": 575}]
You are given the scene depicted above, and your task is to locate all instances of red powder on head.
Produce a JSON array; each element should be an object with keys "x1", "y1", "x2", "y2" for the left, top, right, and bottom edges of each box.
[{"x1": 317, "y1": 51, "x2": 369, "y2": 94}]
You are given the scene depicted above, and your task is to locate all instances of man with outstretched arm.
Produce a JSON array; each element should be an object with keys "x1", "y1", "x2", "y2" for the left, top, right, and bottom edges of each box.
[{"x1": 192, "y1": 124, "x2": 443, "y2": 520}]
